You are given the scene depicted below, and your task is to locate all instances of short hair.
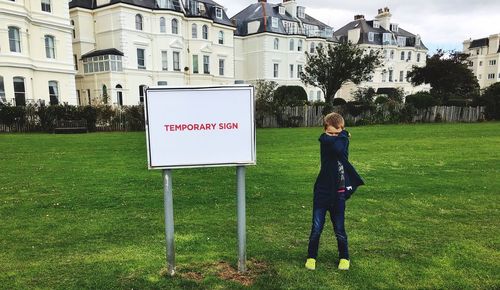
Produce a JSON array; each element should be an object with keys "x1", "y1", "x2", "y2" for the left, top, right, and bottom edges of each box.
[{"x1": 323, "y1": 112, "x2": 344, "y2": 130}]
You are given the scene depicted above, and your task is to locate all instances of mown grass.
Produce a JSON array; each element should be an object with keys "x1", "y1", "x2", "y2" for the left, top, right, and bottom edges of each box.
[{"x1": 0, "y1": 123, "x2": 499, "y2": 289}]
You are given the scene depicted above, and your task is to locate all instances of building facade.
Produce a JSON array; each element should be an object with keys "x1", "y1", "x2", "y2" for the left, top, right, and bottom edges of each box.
[
  {"x1": 333, "y1": 7, "x2": 429, "y2": 100},
  {"x1": 70, "y1": 0, "x2": 235, "y2": 106},
  {"x1": 463, "y1": 34, "x2": 500, "y2": 89},
  {"x1": 232, "y1": 0, "x2": 335, "y2": 102},
  {"x1": 0, "y1": 0, "x2": 77, "y2": 106}
]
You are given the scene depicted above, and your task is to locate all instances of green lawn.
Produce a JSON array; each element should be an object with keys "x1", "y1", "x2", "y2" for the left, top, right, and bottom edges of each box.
[{"x1": 0, "y1": 123, "x2": 499, "y2": 289}]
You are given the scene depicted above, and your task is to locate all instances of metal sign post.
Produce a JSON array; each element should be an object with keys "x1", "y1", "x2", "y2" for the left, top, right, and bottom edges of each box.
[
  {"x1": 236, "y1": 166, "x2": 246, "y2": 272},
  {"x1": 163, "y1": 169, "x2": 175, "y2": 276}
]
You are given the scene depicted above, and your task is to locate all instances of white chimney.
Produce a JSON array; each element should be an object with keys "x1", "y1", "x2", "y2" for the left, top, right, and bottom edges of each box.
[{"x1": 375, "y1": 7, "x2": 391, "y2": 30}]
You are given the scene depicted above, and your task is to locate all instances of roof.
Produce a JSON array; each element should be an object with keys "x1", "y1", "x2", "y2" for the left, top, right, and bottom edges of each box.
[
  {"x1": 231, "y1": 2, "x2": 333, "y2": 39},
  {"x1": 333, "y1": 18, "x2": 427, "y2": 50},
  {"x1": 69, "y1": 0, "x2": 233, "y2": 26},
  {"x1": 81, "y1": 48, "x2": 124, "y2": 58},
  {"x1": 469, "y1": 37, "x2": 489, "y2": 49}
]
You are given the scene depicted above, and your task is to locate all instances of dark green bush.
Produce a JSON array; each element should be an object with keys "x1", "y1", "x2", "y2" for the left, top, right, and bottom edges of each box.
[
  {"x1": 405, "y1": 92, "x2": 438, "y2": 109},
  {"x1": 274, "y1": 85, "x2": 308, "y2": 106}
]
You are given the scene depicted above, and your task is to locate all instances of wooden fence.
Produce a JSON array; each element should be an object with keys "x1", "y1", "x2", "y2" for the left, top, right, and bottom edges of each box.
[
  {"x1": 258, "y1": 105, "x2": 486, "y2": 128},
  {"x1": 0, "y1": 105, "x2": 486, "y2": 132}
]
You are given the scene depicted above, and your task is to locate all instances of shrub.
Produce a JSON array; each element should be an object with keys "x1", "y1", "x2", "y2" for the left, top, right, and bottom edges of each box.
[
  {"x1": 0, "y1": 105, "x2": 25, "y2": 126},
  {"x1": 405, "y1": 92, "x2": 438, "y2": 109},
  {"x1": 332, "y1": 98, "x2": 347, "y2": 106},
  {"x1": 478, "y1": 82, "x2": 500, "y2": 120},
  {"x1": 274, "y1": 85, "x2": 308, "y2": 107}
]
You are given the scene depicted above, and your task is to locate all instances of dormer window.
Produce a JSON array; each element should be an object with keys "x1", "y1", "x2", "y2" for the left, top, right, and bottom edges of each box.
[
  {"x1": 397, "y1": 36, "x2": 406, "y2": 47},
  {"x1": 297, "y1": 6, "x2": 305, "y2": 18},
  {"x1": 279, "y1": 6, "x2": 285, "y2": 15},
  {"x1": 390, "y1": 24, "x2": 398, "y2": 32},
  {"x1": 382, "y1": 33, "x2": 391, "y2": 44},
  {"x1": 373, "y1": 21, "x2": 380, "y2": 29},
  {"x1": 272, "y1": 17, "x2": 279, "y2": 29},
  {"x1": 216, "y1": 7, "x2": 223, "y2": 19},
  {"x1": 368, "y1": 32, "x2": 374, "y2": 42}
]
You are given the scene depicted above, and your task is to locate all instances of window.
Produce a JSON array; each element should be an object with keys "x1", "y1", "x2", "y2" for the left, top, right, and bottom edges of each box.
[
  {"x1": 139, "y1": 85, "x2": 146, "y2": 103},
  {"x1": 390, "y1": 50, "x2": 394, "y2": 59},
  {"x1": 489, "y1": 60, "x2": 497, "y2": 65},
  {"x1": 398, "y1": 36, "x2": 406, "y2": 46},
  {"x1": 274, "y1": 38, "x2": 279, "y2": 50},
  {"x1": 400, "y1": 51, "x2": 405, "y2": 61},
  {"x1": 161, "y1": 51, "x2": 168, "y2": 70},
  {"x1": 202, "y1": 25, "x2": 208, "y2": 39},
  {"x1": 48, "y1": 81, "x2": 59, "y2": 105},
  {"x1": 160, "y1": 17, "x2": 166, "y2": 33},
  {"x1": 71, "y1": 20, "x2": 76, "y2": 38},
  {"x1": 192, "y1": 24, "x2": 197, "y2": 38},
  {"x1": 158, "y1": 0, "x2": 174, "y2": 8},
  {"x1": 192, "y1": 55, "x2": 199, "y2": 73},
  {"x1": 219, "y1": 59, "x2": 224, "y2": 76},
  {"x1": 384, "y1": 49, "x2": 388, "y2": 59},
  {"x1": 157, "y1": 81, "x2": 168, "y2": 86},
  {"x1": 310, "y1": 42, "x2": 315, "y2": 53},
  {"x1": 289, "y1": 64, "x2": 294, "y2": 78},
  {"x1": 399, "y1": 71, "x2": 404, "y2": 82},
  {"x1": 417, "y1": 53, "x2": 421, "y2": 62},
  {"x1": 488, "y1": 73, "x2": 495, "y2": 79},
  {"x1": 388, "y1": 69, "x2": 393, "y2": 82},
  {"x1": 41, "y1": 0, "x2": 51, "y2": 12},
  {"x1": 173, "y1": 51, "x2": 180, "y2": 71},
  {"x1": 273, "y1": 63, "x2": 278, "y2": 78},
  {"x1": 13, "y1": 77, "x2": 26, "y2": 106},
  {"x1": 137, "y1": 48, "x2": 145, "y2": 69},
  {"x1": 116, "y1": 84, "x2": 123, "y2": 106},
  {"x1": 216, "y1": 7, "x2": 223, "y2": 19},
  {"x1": 381, "y1": 70, "x2": 386, "y2": 82},
  {"x1": 272, "y1": 17, "x2": 278, "y2": 28},
  {"x1": 368, "y1": 32, "x2": 374, "y2": 42},
  {"x1": 317, "y1": 91, "x2": 321, "y2": 101},
  {"x1": 391, "y1": 24, "x2": 398, "y2": 32},
  {"x1": 373, "y1": 21, "x2": 380, "y2": 28},
  {"x1": 279, "y1": 6, "x2": 285, "y2": 15},
  {"x1": 383, "y1": 33, "x2": 391, "y2": 44},
  {"x1": 203, "y1": 55, "x2": 210, "y2": 74},
  {"x1": 297, "y1": 65, "x2": 302, "y2": 78},
  {"x1": 73, "y1": 54, "x2": 78, "y2": 70},
  {"x1": 135, "y1": 14, "x2": 143, "y2": 30},
  {"x1": 8, "y1": 26, "x2": 21, "y2": 52},
  {"x1": 289, "y1": 39, "x2": 294, "y2": 51},
  {"x1": 0, "y1": 76, "x2": 5, "y2": 103},
  {"x1": 218, "y1": 31, "x2": 224, "y2": 44},
  {"x1": 407, "y1": 51, "x2": 412, "y2": 61},
  {"x1": 45, "y1": 35, "x2": 55, "y2": 58},
  {"x1": 297, "y1": 6, "x2": 305, "y2": 18},
  {"x1": 479, "y1": 61, "x2": 483, "y2": 66},
  {"x1": 80, "y1": 55, "x2": 113, "y2": 72},
  {"x1": 298, "y1": 40, "x2": 303, "y2": 52},
  {"x1": 478, "y1": 74, "x2": 482, "y2": 80},
  {"x1": 171, "y1": 19, "x2": 178, "y2": 34},
  {"x1": 406, "y1": 71, "x2": 411, "y2": 81}
]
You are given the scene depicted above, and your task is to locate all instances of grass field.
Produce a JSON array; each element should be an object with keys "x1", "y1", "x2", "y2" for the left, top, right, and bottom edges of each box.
[{"x1": 0, "y1": 123, "x2": 499, "y2": 289}]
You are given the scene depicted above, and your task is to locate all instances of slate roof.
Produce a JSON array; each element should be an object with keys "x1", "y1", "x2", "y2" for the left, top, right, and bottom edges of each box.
[
  {"x1": 69, "y1": 0, "x2": 232, "y2": 26},
  {"x1": 333, "y1": 18, "x2": 427, "y2": 50},
  {"x1": 468, "y1": 37, "x2": 489, "y2": 49},
  {"x1": 81, "y1": 48, "x2": 124, "y2": 58},
  {"x1": 231, "y1": 2, "x2": 333, "y2": 39}
]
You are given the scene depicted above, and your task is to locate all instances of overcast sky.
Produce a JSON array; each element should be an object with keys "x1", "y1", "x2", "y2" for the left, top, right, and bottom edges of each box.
[{"x1": 219, "y1": 0, "x2": 500, "y2": 54}]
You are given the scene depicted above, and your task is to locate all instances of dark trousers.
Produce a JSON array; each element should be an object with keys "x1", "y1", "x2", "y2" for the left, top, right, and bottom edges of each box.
[{"x1": 307, "y1": 195, "x2": 349, "y2": 260}]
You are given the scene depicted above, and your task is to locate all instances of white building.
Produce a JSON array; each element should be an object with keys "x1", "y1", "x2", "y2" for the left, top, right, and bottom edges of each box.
[
  {"x1": 333, "y1": 7, "x2": 429, "y2": 100},
  {"x1": 232, "y1": 0, "x2": 334, "y2": 102},
  {"x1": 463, "y1": 34, "x2": 500, "y2": 89},
  {"x1": 0, "y1": 0, "x2": 77, "y2": 106},
  {"x1": 69, "y1": 0, "x2": 235, "y2": 106}
]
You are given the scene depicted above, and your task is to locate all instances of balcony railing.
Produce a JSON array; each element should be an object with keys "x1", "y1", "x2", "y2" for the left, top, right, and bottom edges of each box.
[{"x1": 283, "y1": 26, "x2": 333, "y2": 38}]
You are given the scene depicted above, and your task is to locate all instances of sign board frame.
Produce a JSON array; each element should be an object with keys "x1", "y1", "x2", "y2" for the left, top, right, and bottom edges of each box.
[{"x1": 144, "y1": 85, "x2": 256, "y2": 170}]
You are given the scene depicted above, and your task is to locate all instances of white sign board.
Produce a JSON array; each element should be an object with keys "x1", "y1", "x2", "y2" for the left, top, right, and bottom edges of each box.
[{"x1": 145, "y1": 85, "x2": 256, "y2": 169}]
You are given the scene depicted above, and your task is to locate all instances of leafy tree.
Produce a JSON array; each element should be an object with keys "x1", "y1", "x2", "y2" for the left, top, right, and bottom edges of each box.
[
  {"x1": 408, "y1": 50, "x2": 480, "y2": 103},
  {"x1": 354, "y1": 87, "x2": 377, "y2": 106},
  {"x1": 477, "y1": 82, "x2": 500, "y2": 120},
  {"x1": 300, "y1": 42, "x2": 382, "y2": 114},
  {"x1": 254, "y1": 80, "x2": 278, "y2": 127}
]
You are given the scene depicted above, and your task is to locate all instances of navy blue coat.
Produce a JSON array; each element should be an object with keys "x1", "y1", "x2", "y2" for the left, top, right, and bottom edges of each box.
[{"x1": 313, "y1": 130, "x2": 364, "y2": 206}]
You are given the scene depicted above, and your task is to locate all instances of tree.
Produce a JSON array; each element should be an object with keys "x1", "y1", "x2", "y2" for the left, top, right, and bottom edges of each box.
[
  {"x1": 300, "y1": 42, "x2": 382, "y2": 114},
  {"x1": 354, "y1": 87, "x2": 377, "y2": 106},
  {"x1": 254, "y1": 80, "x2": 278, "y2": 127},
  {"x1": 405, "y1": 91, "x2": 438, "y2": 109},
  {"x1": 477, "y1": 82, "x2": 500, "y2": 120},
  {"x1": 407, "y1": 50, "x2": 480, "y2": 104}
]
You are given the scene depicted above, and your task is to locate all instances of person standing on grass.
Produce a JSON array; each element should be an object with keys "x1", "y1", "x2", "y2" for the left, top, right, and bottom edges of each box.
[{"x1": 305, "y1": 112, "x2": 364, "y2": 271}]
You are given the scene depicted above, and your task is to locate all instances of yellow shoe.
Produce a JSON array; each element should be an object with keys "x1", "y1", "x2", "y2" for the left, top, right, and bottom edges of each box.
[
  {"x1": 305, "y1": 258, "x2": 316, "y2": 270},
  {"x1": 338, "y1": 259, "x2": 350, "y2": 270}
]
